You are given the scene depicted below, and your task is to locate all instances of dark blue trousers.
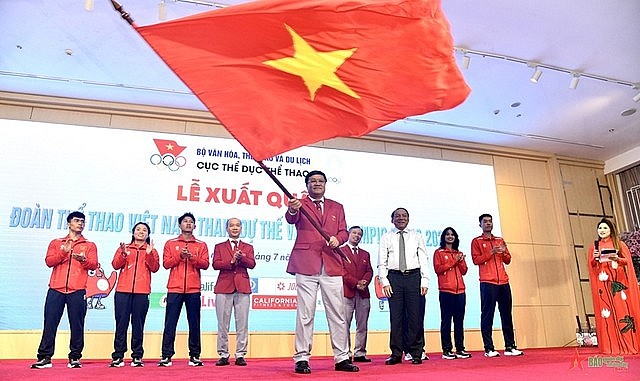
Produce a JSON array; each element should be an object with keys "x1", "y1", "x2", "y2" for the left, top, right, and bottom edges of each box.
[
  {"x1": 439, "y1": 291, "x2": 466, "y2": 352},
  {"x1": 37, "y1": 289, "x2": 87, "y2": 360},
  {"x1": 161, "y1": 292, "x2": 201, "y2": 358},
  {"x1": 480, "y1": 282, "x2": 515, "y2": 351},
  {"x1": 112, "y1": 292, "x2": 150, "y2": 359}
]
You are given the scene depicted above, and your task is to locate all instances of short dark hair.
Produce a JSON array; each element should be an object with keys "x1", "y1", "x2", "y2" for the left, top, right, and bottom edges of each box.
[
  {"x1": 349, "y1": 225, "x2": 363, "y2": 233},
  {"x1": 391, "y1": 208, "x2": 409, "y2": 219},
  {"x1": 305, "y1": 170, "x2": 327, "y2": 184},
  {"x1": 439, "y1": 227, "x2": 460, "y2": 251},
  {"x1": 67, "y1": 211, "x2": 85, "y2": 222},
  {"x1": 178, "y1": 212, "x2": 196, "y2": 224},
  {"x1": 479, "y1": 213, "x2": 492, "y2": 223}
]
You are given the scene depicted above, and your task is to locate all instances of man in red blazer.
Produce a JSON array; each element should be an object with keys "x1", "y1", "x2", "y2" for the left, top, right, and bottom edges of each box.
[
  {"x1": 212, "y1": 218, "x2": 256, "y2": 367},
  {"x1": 286, "y1": 170, "x2": 357, "y2": 374},
  {"x1": 341, "y1": 226, "x2": 373, "y2": 363}
]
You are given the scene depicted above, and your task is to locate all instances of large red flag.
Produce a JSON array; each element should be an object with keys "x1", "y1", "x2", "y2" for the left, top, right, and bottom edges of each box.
[{"x1": 135, "y1": 0, "x2": 470, "y2": 161}]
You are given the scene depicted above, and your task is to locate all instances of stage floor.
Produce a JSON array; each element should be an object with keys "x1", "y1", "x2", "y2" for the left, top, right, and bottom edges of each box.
[{"x1": 4, "y1": 347, "x2": 639, "y2": 381}]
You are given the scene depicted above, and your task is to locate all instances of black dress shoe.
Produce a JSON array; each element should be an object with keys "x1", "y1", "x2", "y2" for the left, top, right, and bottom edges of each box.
[
  {"x1": 353, "y1": 356, "x2": 372, "y2": 363},
  {"x1": 295, "y1": 360, "x2": 311, "y2": 374},
  {"x1": 335, "y1": 359, "x2": 359, "y2": 372},
  {"x1": 235, "y1": 357, "x2": 247, "y2": 366},
  {"x1": 411, "y1": 358, "x2": 422, "y2": 364},
  {"x1": 385, "y1": 355, "x2": 402, "y2": 365},
  {"x1": 215, "y1": 357, "x2": 230, "y2": 366}
]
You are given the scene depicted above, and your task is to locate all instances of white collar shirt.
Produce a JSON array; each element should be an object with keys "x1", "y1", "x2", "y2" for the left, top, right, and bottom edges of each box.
[
  {"x1": 377, "y1": 227, "x2": 430, "y2": 288},
  {"x1": 309, "y1": 197, "x2": 324, "y2": 213}
]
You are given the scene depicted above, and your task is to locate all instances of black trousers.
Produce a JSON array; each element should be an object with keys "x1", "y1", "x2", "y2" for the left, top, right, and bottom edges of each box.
[
  {"x1": 480, "y1": 282, "x2": 515, "y2": 351},
  {"x1": 112, "y1": 292, "x2": 150, "y2": 359},
  {"x1": 387, "y1": 271, "x2": 422, "y2": 358},
  {"x1": 161, "y1": 292, "x2": 202, "y2": 358},
  {"x1": 402, "y1": 293, "x2": 426, "y2": 354},
  {"x1": 439, "y1": 291, "x2": 466, "y2": 352},
  {"x1": 37, "y1": 289, "x2": 87, "y2": 360}
]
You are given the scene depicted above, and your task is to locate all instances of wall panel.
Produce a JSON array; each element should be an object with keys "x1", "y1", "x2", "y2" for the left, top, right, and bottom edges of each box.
[{"x1": 0, "y1": 93, "x2": 612, "y2": 359}]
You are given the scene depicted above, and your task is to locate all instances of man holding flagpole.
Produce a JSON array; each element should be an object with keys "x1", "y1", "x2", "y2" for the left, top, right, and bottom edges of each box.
[{"x1": 285, "y1": 170, "x2": 357, "y2": 374}]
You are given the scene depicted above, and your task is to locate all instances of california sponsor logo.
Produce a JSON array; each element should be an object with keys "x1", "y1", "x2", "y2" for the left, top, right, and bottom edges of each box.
[{"x1": 251, "y1": 295, "x2": 297, "y2": 310}]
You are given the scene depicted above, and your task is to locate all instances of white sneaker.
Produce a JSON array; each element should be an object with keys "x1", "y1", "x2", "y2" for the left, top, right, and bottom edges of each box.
[
  {"x1": 421, "y1": 352, "x2": 428, "y2": 360},
  {"x1": 442, "y1": 351, "x2": 456, "y2": 360},
  {"x1": 484, "y1": 350, "x2": 500, "y2": 358},
  {"x1": 404, "y1": 353, "x2": 412, "y2": 361},
  {"x1": 131, "y1": 358, "x2": 144, "y2": 367},
  {"x1": 188, "y1": 356, "x2": 204, "y2": 366},
  {"x1": 31, "y1": 358, "x2": 52, "y2": 369},
  {"x1": 455, "y1": 350, "x2": 472, "y2": 359},
  {"x1": 504, "y1": 348, "x2": 524, "y2": 356},
  {"x1": 157, "y1": 357, "x2": 172, "y2": 367}
]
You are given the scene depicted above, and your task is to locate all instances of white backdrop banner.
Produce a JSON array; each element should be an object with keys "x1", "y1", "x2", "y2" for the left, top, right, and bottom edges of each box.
[{"x1": 0, "y1": 119, "x2": 502, "y2": 333}]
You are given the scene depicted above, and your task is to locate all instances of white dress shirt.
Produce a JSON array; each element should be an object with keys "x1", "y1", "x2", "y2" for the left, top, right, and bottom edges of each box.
[{"x1": 378, "y1": 228, "x2": 430, "y2": 288}]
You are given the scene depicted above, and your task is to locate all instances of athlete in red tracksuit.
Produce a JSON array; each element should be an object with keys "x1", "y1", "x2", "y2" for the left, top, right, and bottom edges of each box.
[
  {"x1": 471, "y1": 213, "x2": 523, "y2": 357},
  {"x1": 31, "y1": 211, "x2": 99, "y2": 369},
  {"x1": 109, "y1": 221, "x2": 160, "y2": 367},
  {"x1": 158, "y1": 212, "x2": 210, "y2": 367},
  {"x1": 433, "y1": 227, "x2": 471, "y2": 360}
]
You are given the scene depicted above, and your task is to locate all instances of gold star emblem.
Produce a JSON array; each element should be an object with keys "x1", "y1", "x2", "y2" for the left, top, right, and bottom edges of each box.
[
  {"x1": 166, "y1": 144, "x2": 174, "y2": 151},
  {"x1": 264, "y1": 24, "x2": 360, "y2": 101}
]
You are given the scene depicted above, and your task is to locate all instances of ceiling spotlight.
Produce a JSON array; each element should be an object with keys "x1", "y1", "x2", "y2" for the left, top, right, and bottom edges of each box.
[
  {"x1": 530, "y1": 66, "x2": 543, "y2": 83},
  {"x1": 633, "y1": 91, "x2": 640, "y2": 103},
  {"x1": 159, "y1": 0, "x2": 167, "y2": 20},
  {"x1": 569, "y1": 73, "x2": 580, "y2": 89},
  {"x1": 462, "y1": 54, "x2": 470, "y2": 70},
  {"x1": 84, "y1": 0, "x2": 94, "y2": 12}
]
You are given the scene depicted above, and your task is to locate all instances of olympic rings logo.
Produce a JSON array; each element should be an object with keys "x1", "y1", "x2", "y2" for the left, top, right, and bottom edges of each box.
[{"x1": 150, "y1": 154, "x2": 187, "y2": 172}]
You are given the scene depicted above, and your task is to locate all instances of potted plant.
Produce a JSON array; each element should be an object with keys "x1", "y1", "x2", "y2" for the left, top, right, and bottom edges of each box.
[{"x1": 620, "y1": 230, "x2": 640, "y2": 284}]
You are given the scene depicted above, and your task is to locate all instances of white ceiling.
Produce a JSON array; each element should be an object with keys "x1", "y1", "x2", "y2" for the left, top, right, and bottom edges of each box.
[{"x1": 2, "y1": 0, "x2": 639, "y2": 162}]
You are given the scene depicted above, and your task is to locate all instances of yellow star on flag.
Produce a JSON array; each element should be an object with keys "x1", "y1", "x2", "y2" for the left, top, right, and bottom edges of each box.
[
  {"x1": 264, "y1": 24, "x2": 360, "y2": 101},
  {"x1": 166, "y1": 144, "x2": 174, "y2": 151}
]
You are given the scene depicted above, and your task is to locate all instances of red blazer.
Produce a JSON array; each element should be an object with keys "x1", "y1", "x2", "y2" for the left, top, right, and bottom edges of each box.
[
  {"x1": 285, "y1": 197, "x2": 348, "y2": 276},
  {"x1": 212, "y1": 240, "x2": 256, "y2": 294},
  {"x1": 341, "y1": 245, "x2": 373, "y2": 299}
]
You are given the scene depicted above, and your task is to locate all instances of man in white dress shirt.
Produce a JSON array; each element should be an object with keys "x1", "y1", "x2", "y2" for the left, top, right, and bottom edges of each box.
[{"x1": 378, "y1": 208, "x2": 429, "y2": 365}]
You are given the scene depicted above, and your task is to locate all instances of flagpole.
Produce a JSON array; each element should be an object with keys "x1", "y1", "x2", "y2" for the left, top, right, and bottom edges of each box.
[
  {"x1": 110, "y1": 0, "x2": 134, "y2": 25},
  {"x1": 256, "y1": 161, "x2": 350, "y2": 263},
  {"x1": 107, "y1": 2, "x2": 348, "y2": 263}
]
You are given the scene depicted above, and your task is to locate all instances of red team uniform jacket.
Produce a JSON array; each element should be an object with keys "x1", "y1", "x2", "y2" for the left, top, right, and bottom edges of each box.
[
  {"x1": 163, "y1": 235, "x2": 210, "y2": 293},
  {"x1": 433, "y1": 247, "x2": 468, "y2": 294},
  {"x1": 470, "y1": 234, "x2": 511, "y2": 285},
  {"x1": 46, "y1": 235, "x2": 98, "y2": 293},
  {"x1": 111, "y1": 242, "x2": 160, "y2": 294}
]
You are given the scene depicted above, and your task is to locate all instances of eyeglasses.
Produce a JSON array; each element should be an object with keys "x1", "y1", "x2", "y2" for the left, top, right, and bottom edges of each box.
[{"x1": 308, "y1": 179, "x2": 326, "y2": 184}]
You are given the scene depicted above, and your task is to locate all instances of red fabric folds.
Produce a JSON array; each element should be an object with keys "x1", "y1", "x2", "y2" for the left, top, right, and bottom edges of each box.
[{"x1": 136, "y1": 0, "x2": 470, "y2": 161}]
